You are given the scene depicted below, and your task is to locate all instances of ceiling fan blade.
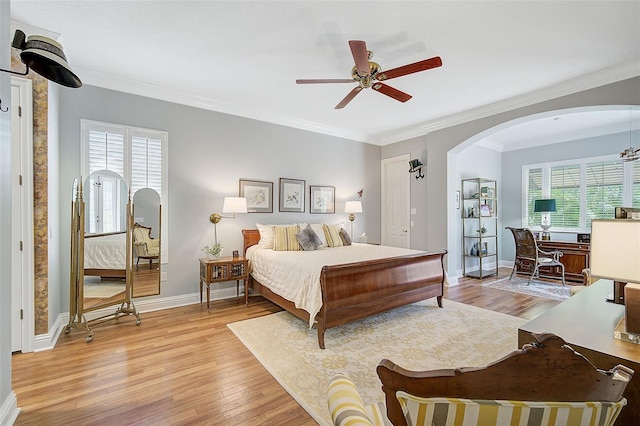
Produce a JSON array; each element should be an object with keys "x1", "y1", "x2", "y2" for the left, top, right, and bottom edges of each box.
[
  {"x1": 349, "y1": 40, "x2": 370, "y2": 76},
  {"x1": 376, "y1": 56, "x2": 442, "y2": 81},
  {"x1": 372, "y1": 82, "x2": 412, "y2": 103},
  {"x1": 335, "y1": 86, "x2": 363, "y2": 109},
  {"x1": 296, "y1": 79, "x2": 355, "y2": 84}
]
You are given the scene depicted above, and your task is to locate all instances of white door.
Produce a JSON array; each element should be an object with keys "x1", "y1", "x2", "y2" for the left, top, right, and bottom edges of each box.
[
  {"x1": 11, "y1": 78, "x2": 34, "y2": 353},
  {"x1": 381, "y1": 155, "x2": 410, "y2": 248},
  {"x1": 11, "y1": 84, "x2": 24, "y2": 352}
]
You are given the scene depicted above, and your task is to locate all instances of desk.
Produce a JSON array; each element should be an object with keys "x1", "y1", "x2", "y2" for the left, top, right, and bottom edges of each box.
[
  {"x1": 516, "y1": 240, "x2": 590, "y2": 283},
  {"x1": 518, "y1": 279, "x2": 640, "y2": 425}
]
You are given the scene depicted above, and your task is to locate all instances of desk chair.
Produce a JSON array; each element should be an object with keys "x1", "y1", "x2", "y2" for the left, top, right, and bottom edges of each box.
[{"x1": 506, "y1": 227, "x2": 566, "y2": 286}]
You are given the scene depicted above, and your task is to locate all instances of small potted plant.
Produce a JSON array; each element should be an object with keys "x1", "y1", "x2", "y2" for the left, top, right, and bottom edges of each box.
[{"x1": 202, "y1": 241, "x2": 223, "y2": 259}]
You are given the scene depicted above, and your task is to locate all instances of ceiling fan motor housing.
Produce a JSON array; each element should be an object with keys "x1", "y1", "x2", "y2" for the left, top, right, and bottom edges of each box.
[{"x1": 351, "y1": 61, "x2": 380, "y2": 88}]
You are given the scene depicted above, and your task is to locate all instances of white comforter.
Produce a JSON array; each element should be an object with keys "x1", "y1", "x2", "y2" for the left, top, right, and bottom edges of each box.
[
  {"x1": 246, "y1": 243, "x2": 424, "y2": 326},
  {"x1": 84, "y1": 233, "x2": 126, "y2": 270}
]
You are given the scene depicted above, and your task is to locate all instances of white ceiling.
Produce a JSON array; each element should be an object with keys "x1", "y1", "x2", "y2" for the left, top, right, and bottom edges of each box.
[{"x1": 9, "y1": 1, "x2": 640, "y2": 146}]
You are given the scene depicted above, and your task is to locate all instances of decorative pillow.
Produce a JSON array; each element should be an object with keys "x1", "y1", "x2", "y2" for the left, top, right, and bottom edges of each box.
[
  {"x1": 256, "y1": 223, "x2": 275, "y2": 249},
  {"x1": 339, "y1": 228, "x2": 352, "y2": 246},
  {"x1": 273, "y1": 225, "x2": 301, "y2": 251},
  {"x1": 323, "y1": 223, "x2": 343, "y2": 247},
  {"x1": 296, "y1": 225, "x2": 323, "y2": 251},
  {"x1": 310, "y1": 223, "x2": 328, "y2": 247}
]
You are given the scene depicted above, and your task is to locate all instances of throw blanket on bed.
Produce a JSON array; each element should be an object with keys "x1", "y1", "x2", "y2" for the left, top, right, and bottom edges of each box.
[
  {"x1": 84, "y1": 233, "x2": 127, "y2": 270},
  {"x1": 246, "y1": 243, "x2": 425, "y2": 326}
]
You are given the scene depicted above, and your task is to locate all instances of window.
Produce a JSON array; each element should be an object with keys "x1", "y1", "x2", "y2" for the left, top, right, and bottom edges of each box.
[
  {"x1": 81, "y1": 119, "x2": 168, "y2": 260},
  {"x1": 523, "y1": 155, "x2": 639, "y2": 232}
]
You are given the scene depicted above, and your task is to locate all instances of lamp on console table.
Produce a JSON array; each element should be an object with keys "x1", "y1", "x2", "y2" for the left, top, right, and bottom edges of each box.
[
  {"x1": 534, "y1": 199, "x2": 556, "y2": 240},
  {"x1": 590, "y1": 219, "x2": 640, "y2": 337}
]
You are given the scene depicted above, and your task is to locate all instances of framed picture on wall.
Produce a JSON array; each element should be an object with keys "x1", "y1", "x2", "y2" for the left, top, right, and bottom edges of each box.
[
  {"x1": 279, "y1": 178, "x2": 305, "y2": 212},
  {"x1": 239, "y1": 179, "x2": 273, "y2": 213},
  {"x1": 310, "y1": 185, "x2": 335, "y2": 214}
]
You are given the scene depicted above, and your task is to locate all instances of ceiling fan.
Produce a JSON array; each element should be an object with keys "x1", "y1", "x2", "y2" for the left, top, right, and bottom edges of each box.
[{"x1": 296, "y1": 40, "x2": 442, "y2": 109}]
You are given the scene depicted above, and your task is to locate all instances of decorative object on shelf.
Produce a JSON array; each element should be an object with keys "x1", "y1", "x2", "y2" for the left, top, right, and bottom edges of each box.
[
  {"x1": 310, "y1": 185, "x2": 335, "y2": 214},
  {"x1": 202, "y1": 242, "x2": 224, "y2": 260},
  {"x1": 408, "y1": 159, "x2": 424, "y2": 179},
  {"x1": 0, "y1": 29, "x2": 82, "y2": 87},
  {"x1": 239, "y1": 179, "x2": 273, "y2": 213},
  {"x1": 534, "y1": 198, "x2": 556, "y2": 240},
  {"x1": 344, "y1": 200, "x2": 363, "y2": 239},
  {"x1": 279, "y1": 178, "x2": 305, "y2": 212},
  {"x1": 590, "y1": 219, "x2": 640, "y2": 306},
  {"x1": 209, "y1": 196, "x2": 247, "y2": 244},
  {"x1": 477, "y1": 226, "x2": 487, "y2": 234},
  {"x1": 232, "y1": 250, "x2": 239, "y2": 258},
  {"x1": 620, "y1": 108, "x2": 639, "y2": 162},
  {"x1": 480, "y1": 204, "x2": 491, "y2": 217}
]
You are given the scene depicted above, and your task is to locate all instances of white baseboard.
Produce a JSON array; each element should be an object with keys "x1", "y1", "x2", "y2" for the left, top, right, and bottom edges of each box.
[
  {"x1": 38, "y1": 286, "x2": 243, "y2": 351},
  {"x1": 0, "y1": 391, "x2": 20, "y2": 426}
]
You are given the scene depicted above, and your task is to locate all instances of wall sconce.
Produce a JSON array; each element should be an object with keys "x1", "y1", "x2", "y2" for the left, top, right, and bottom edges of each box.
[
  {"x1": 534, "y1": 198, "x2": 556, "y2": 240},
  {"x1": 209, "y1": 197, "x2": 248, "y2": 244},
  {"x1": 0, "y1": 29, "x2": 82, "y2": 88},
  {"x1": 408, "y1": 159, "x2": 424, "y2": 179},
  {"x1": 344, "y1": 200, "x2": 363, "y2": 239}
]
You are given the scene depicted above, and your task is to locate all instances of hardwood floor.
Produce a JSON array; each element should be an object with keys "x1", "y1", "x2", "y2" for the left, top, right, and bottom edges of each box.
[{"x1": 12, "y1": 268, "x2": 564, "y2": 425}]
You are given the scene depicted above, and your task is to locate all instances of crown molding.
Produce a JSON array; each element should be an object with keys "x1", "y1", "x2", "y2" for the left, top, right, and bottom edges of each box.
[{"x1": 76, "y1": 61, "x2": 638, "y2": 147}]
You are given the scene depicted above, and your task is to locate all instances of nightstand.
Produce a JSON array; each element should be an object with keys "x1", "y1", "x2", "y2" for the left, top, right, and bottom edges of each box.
[{"x1": 199, "y1": 256, "x2": 248, "y2": 309}]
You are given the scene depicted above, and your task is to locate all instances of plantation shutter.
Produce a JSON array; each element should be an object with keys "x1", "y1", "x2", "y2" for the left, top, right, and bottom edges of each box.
[
  {"x1": 88, "y1": 129, "x2": 125, "y2": 176},
  {"x1": 526, "y1": 168, "x2": 542, "y2": 226},
  {"x1": 131, "y1": 134, "x2": 163, "y2": 196},
  {"x1": 550, "y1": 164, "x2": 580, "y2": 228},
  {"x1": 585, "y1": 160, "x2": 624, "y2": 221}
]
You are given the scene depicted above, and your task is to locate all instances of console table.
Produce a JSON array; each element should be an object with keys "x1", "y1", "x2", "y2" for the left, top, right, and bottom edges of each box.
[
  {"x1": 518, "y1": 279, "x2": 640, "y2": 425},
  {"x1": 516, "y1": 240, "x2": 590, "y2": 283}
]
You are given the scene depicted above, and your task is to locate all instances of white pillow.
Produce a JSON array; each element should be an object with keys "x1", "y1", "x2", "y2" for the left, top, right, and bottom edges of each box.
[
  {"x1": 256, "y1": 223, "x2": 275, "y2": 249},
  {"x1": 309, "y1": 223, "x2": 328, "y2": 247}
]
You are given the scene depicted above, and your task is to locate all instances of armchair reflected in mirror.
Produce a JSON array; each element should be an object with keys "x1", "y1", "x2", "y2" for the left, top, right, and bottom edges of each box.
[{"x1": 132, "y1": 188, "x2": 161, "y2": 297}]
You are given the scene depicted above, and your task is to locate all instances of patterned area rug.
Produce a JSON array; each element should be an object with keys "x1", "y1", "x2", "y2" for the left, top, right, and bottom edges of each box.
[
  {"x1": 483, "y1": 276, "x2": 570, "y2": 301},
  {"x1": 228, "y1": 299, "x2": 526, "y2": 425}
]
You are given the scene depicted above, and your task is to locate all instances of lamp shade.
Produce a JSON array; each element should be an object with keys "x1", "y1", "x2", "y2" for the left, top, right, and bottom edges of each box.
[
  {"x1": 534, "y1": 199, "x2": 557, "y2": 213},
  {"x1": 590, "y1": 219, "x2": 640, "y2": 283},
  {"x1": 222, "y1": 197, "x2": 248, "y2": 214},
  {"x1": 344, "y1": 201, "x2": 363, "y2": 214}
]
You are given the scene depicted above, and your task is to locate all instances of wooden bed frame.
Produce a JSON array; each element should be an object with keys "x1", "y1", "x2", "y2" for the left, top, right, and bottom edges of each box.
[{"x1": 242, "y1": 229, "x2": 447, "y2": 349}]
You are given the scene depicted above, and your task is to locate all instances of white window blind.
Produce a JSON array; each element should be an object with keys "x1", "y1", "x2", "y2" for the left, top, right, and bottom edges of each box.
[
  {"x1": 131, "y1": 135, "x2": 162, "y2": 196},
  {"x1": 523, "y1": 154, "x2": 639, "y2": 232},
  {"x1": 88, "y1": 129, "x2": 124, "y2": 177}
]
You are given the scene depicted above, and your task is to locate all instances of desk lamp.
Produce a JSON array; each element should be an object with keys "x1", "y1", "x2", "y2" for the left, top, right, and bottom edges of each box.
[{"x1": 534, "y1": 199, "x2": 556, "y2": 240}]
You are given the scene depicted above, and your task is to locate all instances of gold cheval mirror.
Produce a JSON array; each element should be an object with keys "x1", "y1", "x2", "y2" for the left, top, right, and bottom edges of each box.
[{"x1": 66, "y1": 171, "x2": 141, "y2": 342}]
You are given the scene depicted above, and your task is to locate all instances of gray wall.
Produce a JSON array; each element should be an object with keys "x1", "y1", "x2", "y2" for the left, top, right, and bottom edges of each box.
[
  {"x1": 383, "y1": 77, "x2": 640, "y2": 279},
  {"x1": 57, "y1": 85, "x2": 381, "y2": 310}
]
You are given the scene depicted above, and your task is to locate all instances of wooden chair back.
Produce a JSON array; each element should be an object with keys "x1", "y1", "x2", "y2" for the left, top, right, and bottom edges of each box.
[
  {"x1": 506, "y1": 226, "x2": 538, "y2": 261},
  {"x1": 377, "y1": 333, "x2": 633, "y2": 426}
]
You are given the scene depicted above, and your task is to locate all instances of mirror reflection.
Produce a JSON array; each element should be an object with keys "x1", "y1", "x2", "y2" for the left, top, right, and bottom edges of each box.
[
  {"x1": 83, "y1": 170, "x2": 128, "y2": 310},
  {"x1": 132, "y1": 188, "x2": 161, "y2": 297}
]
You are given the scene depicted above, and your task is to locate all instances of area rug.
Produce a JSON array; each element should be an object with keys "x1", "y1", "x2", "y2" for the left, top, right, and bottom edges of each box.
[
  {"x1": 228, "y1": 299, "x2": 526, "y2": 425},
  {"x1": 483, "y1": 276, "x2": 570, "y2": 301},
  {"x1": 83, "y1": 283, "x2": 125, "y2": 298}
]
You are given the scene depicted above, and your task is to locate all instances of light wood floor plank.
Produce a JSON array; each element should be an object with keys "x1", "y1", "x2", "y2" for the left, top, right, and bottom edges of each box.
[{"x1": 12, "y1": 268, "x2": 563, "y2": 425}]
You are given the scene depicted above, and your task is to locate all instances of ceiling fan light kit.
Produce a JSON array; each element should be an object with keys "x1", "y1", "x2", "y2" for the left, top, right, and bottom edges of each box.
[{"x1": 296, "y1": 40, "x2": 442, "y2": 109}]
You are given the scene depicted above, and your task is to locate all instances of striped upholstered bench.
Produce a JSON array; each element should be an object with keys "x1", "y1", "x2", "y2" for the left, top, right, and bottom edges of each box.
[{"x1": 327, "y1": 333, "x2": 633, "y2": 426}]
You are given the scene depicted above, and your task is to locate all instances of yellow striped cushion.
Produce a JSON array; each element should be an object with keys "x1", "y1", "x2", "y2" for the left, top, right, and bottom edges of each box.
[
  {"x1": 273, "y1": 225, "x2": 300, "y2": 251},
  {"x1": 327, "y1": 374, "x2": 375, "y2": 426},
  {"x1": 395, "y1": 393, "x2": 627, "y2": 426},
  {"x1": 323, "y1": 223, "x2": 344, "y2": 247}
]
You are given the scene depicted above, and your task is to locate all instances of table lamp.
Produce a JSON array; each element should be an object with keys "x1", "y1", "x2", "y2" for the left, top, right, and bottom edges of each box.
[
  {"x1": 534, "y1": 199, "x2": 556, "y2": 240},
  {"x1": 344, "y1": 201, "x2": 362, "y2": 239},
  {"x1": 590, "y1": 219, "x2": 640, "y2": 336}
]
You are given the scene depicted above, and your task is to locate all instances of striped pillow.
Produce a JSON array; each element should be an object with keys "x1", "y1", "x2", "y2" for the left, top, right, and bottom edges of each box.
[
  {"x1": 327, "y1": 374, "x2": 375, "y2": 426},
  {"x1": 273, "y1": 225, "x2": 301, "y2": 251},
  {"x1": 395, "y1": 392, "x2": 627, "y2": 426},
  {"x1": 323, "y1": 223, "x2": 343, "y2": 247}
]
